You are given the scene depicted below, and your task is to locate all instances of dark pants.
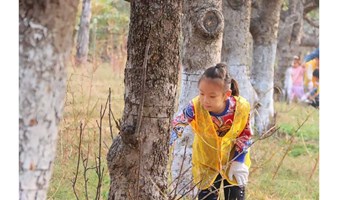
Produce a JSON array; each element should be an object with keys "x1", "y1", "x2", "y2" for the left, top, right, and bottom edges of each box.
[{"x1": 198, "y1": 174, "x2": 245, "y2": 200}]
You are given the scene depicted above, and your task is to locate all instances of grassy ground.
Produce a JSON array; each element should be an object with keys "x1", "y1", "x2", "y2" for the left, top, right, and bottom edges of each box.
[{"x1": 47, "y1": 63, "x2": 319, "y2": 200}]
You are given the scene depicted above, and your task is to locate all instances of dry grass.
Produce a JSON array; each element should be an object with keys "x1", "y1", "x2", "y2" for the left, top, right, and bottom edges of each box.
[{"x1": 48, "y1": 63, "x2": 125, "y2": 200}]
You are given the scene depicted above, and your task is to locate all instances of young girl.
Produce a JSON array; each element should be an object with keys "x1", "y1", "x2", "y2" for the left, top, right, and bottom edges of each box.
[
  {"x1": 290, "y1": 56, "x2": 306, "y2": 103},
  {"x1": 170, "y1": 63, "x2": 252, "y2": 200}
]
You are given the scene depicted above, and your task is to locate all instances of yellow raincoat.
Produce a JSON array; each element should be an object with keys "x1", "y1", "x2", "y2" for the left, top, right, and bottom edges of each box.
[
  {"x1": 304, "y1": 59, "x2": 319, "y2": 90},
  {"x1": 190, "y1": 95, "x2": 251, "y2": 190}
]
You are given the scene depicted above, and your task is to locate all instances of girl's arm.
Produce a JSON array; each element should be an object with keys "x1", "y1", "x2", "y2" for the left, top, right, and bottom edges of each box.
[
  {"x1": 233, "y1": 114, "x2": 252, "y2": 162},
  {"x1": 170, "y1": 101, "x2": 195, "y2": 145}
]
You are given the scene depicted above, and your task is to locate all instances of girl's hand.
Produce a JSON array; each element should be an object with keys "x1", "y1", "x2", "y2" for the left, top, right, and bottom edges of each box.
[{"x1": 228, "y1": 161, "x2": 249, "y2": 186}]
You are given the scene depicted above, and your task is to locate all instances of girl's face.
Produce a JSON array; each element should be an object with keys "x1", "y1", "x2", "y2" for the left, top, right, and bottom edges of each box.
[
  {"x1": 293, "y1": 59, "x2": 300, "y2": 67},
  {"x1": 198, "y1": 79, "x2": 231, "y2": 114}
]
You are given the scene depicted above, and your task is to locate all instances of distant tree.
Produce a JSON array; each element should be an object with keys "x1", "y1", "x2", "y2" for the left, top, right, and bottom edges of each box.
[
  {"x1": 275, "y1": 0, "x2": 319, "y2": 91},
  {"x1": 171, "y1": 0, "x2": 224, "y2": 197},
  {"x1": 106, "y1": 1, "x2": 182, "y2": 199},
  {"x1": 19, "y1": 0, "x2": 79, "y2": 199},
  {"x1": 221, "y1": 0, "x2": 284, "y2": 134},
  {"x1": 250, "y1": 0, "x2": 284, "y2": 133},
  {"x1": 76, "y1": 0, "x2": 92, "y2": 65}
]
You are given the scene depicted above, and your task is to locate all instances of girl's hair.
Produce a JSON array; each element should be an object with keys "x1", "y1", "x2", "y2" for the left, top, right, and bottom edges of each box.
[
  {"x1": 198, "y1": 62, "x2": 239, "y2": 96},
  {"x1": 312, "y1": 68, "x2": 319, "y2": 79}
]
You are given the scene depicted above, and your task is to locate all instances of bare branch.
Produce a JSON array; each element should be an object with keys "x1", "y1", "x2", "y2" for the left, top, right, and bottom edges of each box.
[
  {"x1": 309, "y1": 154, "x2": 319, "y2": 180},
  {"x1": 272, "y1": 110, "x2": 316, "y2": 179},
  {"x1": 81, "y1": 143, "x2": 90, "y2": 200},
  {"x1": 303, "y1": 15, "x2": 319, "y2": 28},
  {"x1": 108, "y1": 88, "x2": 114, "y2": 140},
  {"x1": 167, "y1": 139, "x2": 192, "y2": 199},
  {"x1": 71, "y1": 122, "x2": 83, "y2": 200},
  {"x1": 173, "y1": 140, "x2": 189, "y2": 197},
  {"x1": 95, "y1": 94, "x2": 109, "y2": 200},
  {"x1": 303, "y1": 0, "x2": 318, "y2": 15},
  {"x1": 176, "y1": 180, "x2": 202, "y2": 200}
]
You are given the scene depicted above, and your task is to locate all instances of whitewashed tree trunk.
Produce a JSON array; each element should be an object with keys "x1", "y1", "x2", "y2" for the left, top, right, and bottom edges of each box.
[
  {"x1": 76, "y1": 0, "x2": 91, "y2": 65},
  {"x1": 171, "y1": 0, "x2": 224, "y2": 197},
  {"x1": 276, "y1": 0, "x2": 319, "y2": 90},
  {"x1": 106, "y1": 1, "x2": 182, "y2": 199},
  {"x1": 250, "y1": 0, "x2": 283, "y2": 134},
  {"x1": 221, "y1": 0, "x2": 257, "y2": 108},
  {"x1": 275, "y1": 0, "x2": 304, "y2": 90},
  {"x1": 19, "y1": 1, "x2": 78, "y2": 199}
]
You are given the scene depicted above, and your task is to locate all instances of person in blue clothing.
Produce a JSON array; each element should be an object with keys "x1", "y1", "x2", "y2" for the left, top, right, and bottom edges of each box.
[{"x1": 303, "y1": 48, "x2": 319, "y2": 63}]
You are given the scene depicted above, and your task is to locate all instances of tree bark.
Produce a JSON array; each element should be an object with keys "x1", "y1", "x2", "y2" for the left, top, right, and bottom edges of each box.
[
  {"x1": 250, "y1": 0, "x2": 283, "y2": 134},
  {"x1": 171, "y1": 0, "x2": 224, "y2": 197},
  {"x1": 106, "y1": 1, "x2": 182, "y2": 199},
  {"x1": 300, "y1": 32, "x2": 319, "y2": 47},
  {"x1": 76, "y1": 0, "x2": 92, "y2": 65},
  {"x1": 276, "y1": 0, "x2": 304, "y2": 90},
  {"x1": 221, "y1": 0, "x2": 257, "y2": 108},
  {"x1": 19, "y1": 1, "x2": 78, "y2": 199}
]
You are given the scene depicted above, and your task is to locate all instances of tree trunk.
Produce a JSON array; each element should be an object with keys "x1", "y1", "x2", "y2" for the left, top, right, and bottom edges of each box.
[
  {"x1": 221, "y1": 0, "x2": 257, "y2": 108},
  {"x1": 250, "y1": 0, "x2": 283, "y2": 134},
  {"x1": 171, "y1": 0, "x2": 224, "y2": 197},
  {"x1": 275, "y1": 0, "x2": 304, "y2": 90},
  {"x1": 19, "y1": 1, "x2": 78, "y2": 199},
  {"x1": 300, "y1": 32, "x2": 319, "y2": 47},
  {"x1": 76, "y1": 0, "x2": 91, "y2": 65},
  {"x1": 106, "y1": 1, "x2": 182, "y2": 199}
]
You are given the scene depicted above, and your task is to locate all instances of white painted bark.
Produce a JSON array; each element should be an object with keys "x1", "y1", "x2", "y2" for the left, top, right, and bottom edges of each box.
[
  {"x1": 221, "y1": 0, "x2": 258, "y2": 108},
  {"x1": 251, "y1": 44, "x2": 277, "y2": 133},
  {"x1": 250, "y1": 0, "x2": 283, "y2": 134},
  {"x1": 171, "y1": 0, "x2": 223, "y2": 197},
  {"x1": 171, "y1": 71, "x2": 201, "y2": 197},
  {"x1": 76, "y1": 0, "x2": 92, "y2": 65},
  {"x1": 19, "y1": 1, "x2": 78, "y2": 199}
]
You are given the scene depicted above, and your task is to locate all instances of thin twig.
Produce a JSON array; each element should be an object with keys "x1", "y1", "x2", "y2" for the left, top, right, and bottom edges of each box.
[
  {"x1": 272, "y1": 136, "x2": 295, "y2": 180},
  {"x1": 108, "y1": 88, "x2": 114, "y2": 140},
  {"x1": 221, "y1": 125, "x2": 280, "y2": 172},
  {"x1": 174, "y1": 178, "x2": 195, "y2": 199},
  {"x1": 309, "y1": 154, "x2": 319, "y2": 180},
  {"x1": 168, "y1": 166, "x2": 192, "y2": 189},
  {"x1": 95, "y1": 97, "x2": 109, "y2": 200},
  {"x1": 71, "y1": 122, "x2": 83, "y2": 200},
  {"x1": 250, "y1": 146, "x2": 281, "y2": 175},
  {"x1": 173, "y1": 140, "x2": 189, "y2": 197},
  {"x1": 272, "y1": 110, "x2": 315, "y2": 179},
  {"x1": 81, "y1": 142, "x2": 90, "y2": 200},
  {"x1": 147, "y1": 175, "x2": 169, "y2": 199},
  {"x1": 110, "y1": 108, "x2": 120, "y2": 131},
  {"x1": 303, "y1": 15, "x2": 319, "y2": 28},
  {"x1": 176, "y1": 180, "x2": 201, "y2": 200}
]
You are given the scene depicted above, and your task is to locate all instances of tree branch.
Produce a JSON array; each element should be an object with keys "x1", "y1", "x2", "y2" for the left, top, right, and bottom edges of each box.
[
  {"x1": 303, "y1": 15, "x2": 319, "y2": 28},
  {"x1": 303, "y1": 0, "x2": 318, "y2": 15},
  {"x1": 71, "y1": 122, "x2": 84, "y2": 200}
]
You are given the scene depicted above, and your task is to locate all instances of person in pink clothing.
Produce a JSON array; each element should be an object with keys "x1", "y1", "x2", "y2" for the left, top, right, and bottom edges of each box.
[{"x1": 290, "y1": 55, "x2": 305, "y2": 103}]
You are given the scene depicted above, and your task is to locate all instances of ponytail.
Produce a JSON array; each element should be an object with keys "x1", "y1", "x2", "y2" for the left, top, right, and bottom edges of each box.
[
  {"x1": 199, "y1": 62, "x2": 240, "y2": 96},
  {"x1": 231, "y1": 78, "x2": 239, "y2": 96}
]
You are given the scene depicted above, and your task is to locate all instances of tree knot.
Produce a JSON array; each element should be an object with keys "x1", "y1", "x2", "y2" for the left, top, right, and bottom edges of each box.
[{"x1": 195, "y1": 8, "x2": 224, "y2": 39}]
